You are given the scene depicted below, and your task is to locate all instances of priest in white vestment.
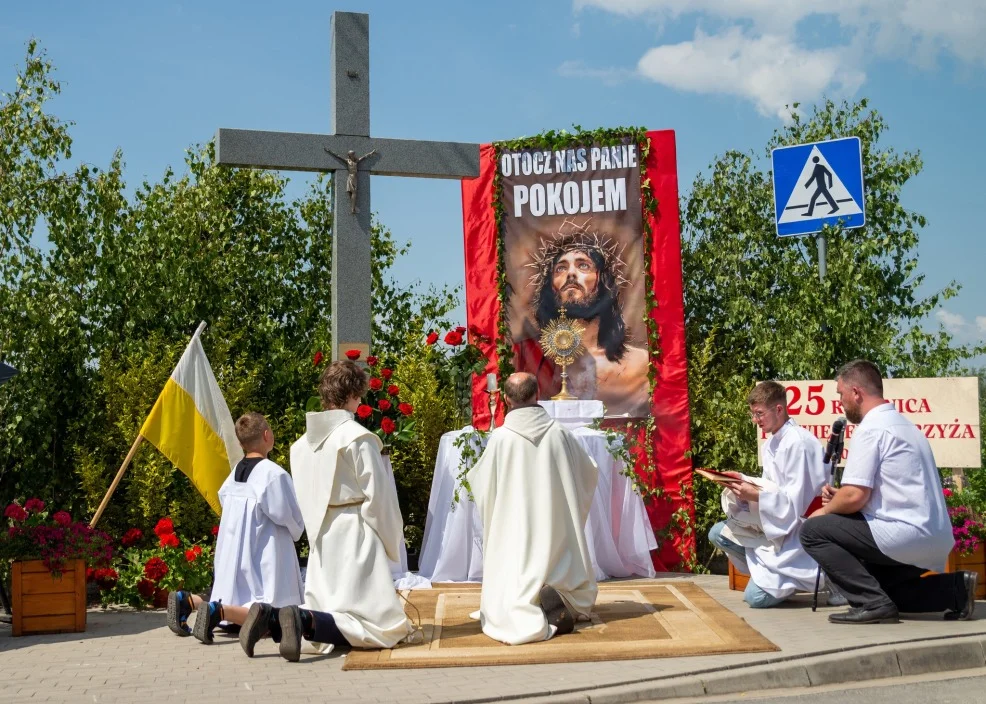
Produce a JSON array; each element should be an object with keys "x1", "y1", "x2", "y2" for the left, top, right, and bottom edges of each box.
[
  {"x1": 270, "y1": 359, "x2": 412, "y2": 660},
  {"x1": 708, "y1": 381, "x2": 829, "y2": 607},
  {"x1": 468, "y1": 372, "x2": 599, "y2": 645}
]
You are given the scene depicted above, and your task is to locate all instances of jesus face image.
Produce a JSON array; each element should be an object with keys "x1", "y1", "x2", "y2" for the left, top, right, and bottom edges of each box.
[{"x1": 552, "y1": 250, "x2": 599, "y2": 308}]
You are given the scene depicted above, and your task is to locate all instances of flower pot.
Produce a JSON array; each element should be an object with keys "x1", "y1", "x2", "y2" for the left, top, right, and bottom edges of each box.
[
  {"x1": 11, "y1": 559, "x2": 86, "y2": 636},
  {"x1": 945, "y1": 543, "x2": 986, "y2": 599}
]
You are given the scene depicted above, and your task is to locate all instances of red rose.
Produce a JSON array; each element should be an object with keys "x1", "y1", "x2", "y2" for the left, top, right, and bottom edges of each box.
[
  {"x1": 444, "y1": 330, "x2": 464, "y2": 345},
  {"x1": 369, "y1": 377, "x2": 383, "y2": 391},
  {"x1": 52, "y1": 511, "x2": 72, "y2": 527},
  {"x1": 381, "y1": 368, "x2": 393, "y2": 380},
  {"x1": 153, "y1": 517, "x2": 175, "y2": 538},
  {"x1": 356, "y1": 404, "x2": 373, "y2": 419},
  {"x1": 455, "y1": 325, "x2": 467, "y2": 334},
  {"x1": 944, "y1": 488, "x2": 954, "y2": 498},
  {"x1": 24, "y1": 498, "x2": 45, "y2": 513},
  {"x1": 159, "y1": 532, "x2": 180, "y2": 549},
  {"x1": 192, "y1": 545, "x2": 202, "y2": 557},
  {"x1": 137, "y1": 579, "x2": 156, "y2": 600},
  {"x1": 380, "y1": 417, "x2": 396, "y2": 434},
  {"x1": 387, "y1": 384, "x2": 400, "y2": 397},
  {"x1": 345, "y1": 349, "x2": 361, "y2": 361},
  {"x1": 95, "y1": 568, "x2": 119, "y2": 589},
  {"x1": 211, "y1": 525, "x2": 220, "y2": 538},
  {"x1": 398, "y1": 402, "x2": 414, "y2": 417},
  {"x1": 143, "y1": 556, "x2": 169, "y2": 583},
  {"x1": 366, "y1": 355, "x2": 379, "y2": 367},
  {"x1": 313, "y1": 350, "x2": 324, "y2": 366},
  {"x1": 4, "y1": 503, "x2": 28, "y2": 522},
  {"x1": 121, "y1": 527, "x2": 143, "y2": 547},
  {"x1": 378, "y1": 399, "x2": 392, "y2": 411},
  {"x1": 426, "y1": 332, "x2": 439, "y2": 345},
  {"x1": 185, "y1": 549, "x2": 198, "y2": 562}
]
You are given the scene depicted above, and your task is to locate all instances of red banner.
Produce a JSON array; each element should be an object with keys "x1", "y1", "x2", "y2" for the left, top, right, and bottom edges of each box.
[{"x1": 461, "y1": 131, "x2": 694, "y2": 570}]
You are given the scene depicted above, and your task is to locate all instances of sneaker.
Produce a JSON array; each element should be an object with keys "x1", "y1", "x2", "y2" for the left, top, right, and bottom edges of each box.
[
  {"x1": 193, "y1": 600, "x2": 222, "y2": 644},
  {"x1": 240, "y1": 603, "x2": 274, "y2": 657},
  {"x1": 278, "y1": 605, "x2": 303, "y2": 662},
  {"x1": 166, "y1": 590, "x2": 193, "y2": 637},
  {"x1": 539, "y1": 585, "x2": 575, "y2": 637}
]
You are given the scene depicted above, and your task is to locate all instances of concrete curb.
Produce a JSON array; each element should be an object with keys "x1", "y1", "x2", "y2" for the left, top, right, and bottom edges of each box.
[{"x1": 453, "y1": 633, "x2": 986, "y2": 704}]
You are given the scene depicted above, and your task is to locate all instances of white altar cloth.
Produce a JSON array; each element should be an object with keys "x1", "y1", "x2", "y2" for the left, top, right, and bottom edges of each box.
[{"x1": 417, "y1": 426, "x2": 657, "y2": 583}]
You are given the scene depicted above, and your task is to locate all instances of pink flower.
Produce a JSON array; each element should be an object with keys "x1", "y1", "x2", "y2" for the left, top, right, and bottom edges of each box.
[
  {"x1": 52, "y1": 511, "x2": 72, "y2": 527},
  {"x1": 4, "y1": 503, "x2": 28, "y2": 522},
  {"x1": 24, "y1": 498, "x2": 45, "y2": 513},
  {"x1": 943, "y1": 488, "x2": 953, "y2": 498}
]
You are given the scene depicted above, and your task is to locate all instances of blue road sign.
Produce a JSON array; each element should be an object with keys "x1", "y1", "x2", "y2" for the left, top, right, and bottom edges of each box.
[{"x1": 771, "y1": 136, "x2": 865, "y2": 238}]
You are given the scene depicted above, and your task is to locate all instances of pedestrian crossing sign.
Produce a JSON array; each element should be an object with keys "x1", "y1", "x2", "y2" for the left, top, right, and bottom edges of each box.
[{"x1": 771, "y1": 136, "x2": 865, "y2": 237}]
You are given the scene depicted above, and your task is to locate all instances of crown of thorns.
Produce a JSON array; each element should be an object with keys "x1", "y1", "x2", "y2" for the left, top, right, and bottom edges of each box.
[{"x1": 527, "y1": 222, "x2": 630, "y2": 308}]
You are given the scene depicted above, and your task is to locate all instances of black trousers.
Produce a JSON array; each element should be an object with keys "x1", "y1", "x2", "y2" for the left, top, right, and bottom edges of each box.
[
  {"x1": 308, "y1": 609, "x2": 351, "y2": 647},
  {"x1": 800, "y1": 512, "x2": 965, "y2": 612}
]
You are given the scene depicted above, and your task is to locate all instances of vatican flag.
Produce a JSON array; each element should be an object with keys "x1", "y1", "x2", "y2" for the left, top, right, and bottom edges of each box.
[{"x1": 139, "y1": 322, "x2": 242, "y2": 514}]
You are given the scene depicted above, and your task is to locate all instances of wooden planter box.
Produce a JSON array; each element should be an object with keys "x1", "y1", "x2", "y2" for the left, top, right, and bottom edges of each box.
[{"x1": 11, "y1": 559, "x2": 87, "y2": 636}]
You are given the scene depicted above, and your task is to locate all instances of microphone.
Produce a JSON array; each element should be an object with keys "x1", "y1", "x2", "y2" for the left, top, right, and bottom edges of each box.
[{"x1": 823, "y1": 417, "x2": 847, "y2": 465}]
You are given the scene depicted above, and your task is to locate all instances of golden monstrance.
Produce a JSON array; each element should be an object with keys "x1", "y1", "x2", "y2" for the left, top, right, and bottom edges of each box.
[{"x1": 539, "y1": 305, "x2": 587, "y2": 401}]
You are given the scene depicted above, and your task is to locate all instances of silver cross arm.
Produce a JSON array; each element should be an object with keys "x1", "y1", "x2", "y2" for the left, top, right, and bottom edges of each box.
[{"x1": 215, "y1": 129, "x2": 480, "y2": 179}]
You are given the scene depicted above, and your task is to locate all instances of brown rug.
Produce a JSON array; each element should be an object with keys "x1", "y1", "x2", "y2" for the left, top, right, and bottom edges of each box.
[{"x1": 343, "y1": 581, "x2": 778, "y2": 670}]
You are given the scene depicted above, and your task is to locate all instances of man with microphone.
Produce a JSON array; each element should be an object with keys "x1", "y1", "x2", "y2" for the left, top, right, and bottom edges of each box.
[{"x1": 801, "y1": 359, "x2": 974, "y2": 624}]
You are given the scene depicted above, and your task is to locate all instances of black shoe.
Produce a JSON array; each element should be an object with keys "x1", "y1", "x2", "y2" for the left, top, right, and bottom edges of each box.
[
  {"x1": 193, "y1": 600, "x2": 223, "y2": 644},
  {"x1": 828, "y1": 605, "x2": 899, "y2": 624},
  {"x1": 278, "y1": 605, "x2": 303, "y2": 662},
  {"x1": 166, "y1": 590, "x2": 193, "y2": 637},
  {"x1": 539, "y1": 585, "x2": 575, "y2": 637},
  {"x1": 240, "y1": 603, "x2": 274, "y2": 657},
  {"x1": 946, "y1": 571, "x2": 978, "y2": 621}
]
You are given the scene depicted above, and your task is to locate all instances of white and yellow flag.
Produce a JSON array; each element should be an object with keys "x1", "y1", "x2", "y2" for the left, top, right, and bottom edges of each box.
[{"x1": 140, "y1": 323, "x2": 242, "y2": 514}]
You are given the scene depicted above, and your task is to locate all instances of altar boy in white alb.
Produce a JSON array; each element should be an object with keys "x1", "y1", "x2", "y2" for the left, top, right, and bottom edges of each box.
[
  {"x1": 708, "y1": 381, "x2": 829, "y2": 608},
  {"x1": 243, "y1": 360, "x2": 412, "y2": 662},
  {"x1": 468, "y1": 372, "x2": 599, "y2": 645},
  {"x1": 167, "y1": 412, "x2": 305, "y2": 645}
]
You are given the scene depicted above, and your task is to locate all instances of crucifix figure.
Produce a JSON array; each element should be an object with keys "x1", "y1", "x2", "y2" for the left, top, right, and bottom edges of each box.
[
  {"x1": 215, "y1": 11, "x2": 479, "y2": 360},
  {"x1": 324, "y1": 148, "x2": 376, "y2": 213}
]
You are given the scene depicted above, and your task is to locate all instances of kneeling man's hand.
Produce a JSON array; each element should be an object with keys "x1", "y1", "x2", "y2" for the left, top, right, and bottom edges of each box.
[
  {"x1": 820, "y1": 484, "x2": 837, "y2": 505},
  {"x1": 728, "y1": 481, "x2": 760, "y2": 503}
]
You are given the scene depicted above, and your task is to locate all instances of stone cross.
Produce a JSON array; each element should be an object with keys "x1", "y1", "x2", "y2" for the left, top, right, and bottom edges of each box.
[{"x1": 215, "y1": 11, "x2": 480, "y2": 360}]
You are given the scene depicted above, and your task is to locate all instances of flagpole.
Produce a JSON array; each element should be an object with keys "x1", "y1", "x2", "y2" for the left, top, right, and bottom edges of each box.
[{"x1": 89, "y1": 434, "x2": 145, "y2": 529}]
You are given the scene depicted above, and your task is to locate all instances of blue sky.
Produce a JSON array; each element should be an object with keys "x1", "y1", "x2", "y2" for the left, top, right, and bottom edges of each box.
[{"x1": 2, "y1": 0, "x2": 984, "y2": 357}]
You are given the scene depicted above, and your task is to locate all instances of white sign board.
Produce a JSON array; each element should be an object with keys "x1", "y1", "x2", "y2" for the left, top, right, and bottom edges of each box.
[{"x1": 758, "y1": 378, "x2": 981, "y2": 468}]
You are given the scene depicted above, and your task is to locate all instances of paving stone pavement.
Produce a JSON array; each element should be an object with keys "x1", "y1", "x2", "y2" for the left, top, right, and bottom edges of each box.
[{"x1": 2, "y1": 574, "x2": 983, "y2": 704}]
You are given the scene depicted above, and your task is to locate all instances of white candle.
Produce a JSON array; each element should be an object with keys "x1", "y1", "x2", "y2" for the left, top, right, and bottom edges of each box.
[{"x1": 486, "y1": 373, "x2": 497, "y2": 392}]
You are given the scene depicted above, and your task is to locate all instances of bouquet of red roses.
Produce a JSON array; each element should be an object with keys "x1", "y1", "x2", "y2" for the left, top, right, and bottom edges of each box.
[{"x1": 346, "y1": 350, "x2": 416, "y2": 447}]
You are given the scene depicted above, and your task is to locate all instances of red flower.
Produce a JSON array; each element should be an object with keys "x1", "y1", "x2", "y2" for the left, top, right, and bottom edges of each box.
[
  {"x1": 143, "y1": 556, "x2": 169, "y2": 583},
  {"x1": 380, "y1": 417, "x2": 396, "y2": 434},
  {"x1": 137, "y1": 579, "x2": 156, "y2": 600},
  {"x1": 86, "y1": 567, "x2": 95, "y2": 582},
  {"x1": 378, "y1": 399, "x2": 392, "y2": 411},
  {"x1": 52, "y1": 511, "x2": 72, "y2": 527},
  {"x1": 159, "y1": 532, "x2": 180, "y2": 548},
  {"x1": 121, "y1": 527, "x2": 143, "y2": 547},
  {"x1": 468, "y1": 324, "x2": 489, "y2": 342},
  {"x1": 153, "y1": 517, "x2": 175, "y2": 538},
  {"x1": 398, "y1": 402, "x2": 414, "y2": 417},
  {"x1": 387, "y1": 384, "x2": 400, "y2": 397},
  {"x1": 366, "y1": 355, "x2": 379, "y2": 367},
  {"x1": 211, "y1": 525, "x2": 220, "y2": 538},
  {"x1": 345, "y1": 349, "x2": 361, "y2": 361},
  {"x1": 356, "y1": 404, "x2": 373, "y2": 420},
  {"x1": 944, "y1": 488, "x2": 954, "y2": 498},
  {"x1": 455, "y1": 325, "x2": 467, "y2": 334},
  {"x1": 444, "y1": 330, "x2": 464, "y2": 345},
  {"x1": 24, "y1": 498, "x2": 45, "y2": 513},
  {"x1": 369, "y1": 377, "x2": 383, "y2": 391},
  {"x1": 426, "y1": 331, "x2": 439, "y2": 345},
  {"x1": 381, "y1": 368, "x2": 393, "y2": 380},
  {"x1": 313, "y1": 350, "x2": 324, "y2": 366},
  {"x1": 94, "y1": 568, "x2": 119, "y2": 589},
  {"x1": 4, "y1": 503, "x2": 28, "y2": 522},
  {"x1": 185, "y1": 549, "x2": 198, "y2": 562},
  {"x1": 192, "y1": 545, "x2": 202, "y2": 557}
]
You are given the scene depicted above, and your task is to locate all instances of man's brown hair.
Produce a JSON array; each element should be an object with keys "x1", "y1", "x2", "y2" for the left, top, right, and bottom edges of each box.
[
  {"x1": 836, "y1": 359, "x2": 884, "y2": 396},
  {"x1": 747, "y1": 381, "x2": 787, "y2": 408},
  {"x1": 318, "y1": 359, "x2": 368, "y2": 409},
  {"x1": 235, "y1": 412, "x2": 270, "y2": 451}
]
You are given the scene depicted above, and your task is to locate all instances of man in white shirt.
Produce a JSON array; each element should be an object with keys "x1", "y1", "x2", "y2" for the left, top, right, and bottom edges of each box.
[
  {"x1": 708, "y1": 381, "x2": 829, "y2": 608},
  {"x1": 801, "y1": 359, "x2": 974, "y2": 624},
  {"x1": 468, "y1": 372, "x2": 599, "y2": 644}
]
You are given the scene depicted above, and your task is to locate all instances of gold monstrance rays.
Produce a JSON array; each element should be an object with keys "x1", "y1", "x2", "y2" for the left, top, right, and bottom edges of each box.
[{"x1": 539, "y1": 305, "x2": 587, "y2": 400}]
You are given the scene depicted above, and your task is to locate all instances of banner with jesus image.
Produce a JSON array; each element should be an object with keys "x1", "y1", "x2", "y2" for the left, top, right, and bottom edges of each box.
[{"x1": 499, "y1": 142, "x2": 649, "y2": 417}]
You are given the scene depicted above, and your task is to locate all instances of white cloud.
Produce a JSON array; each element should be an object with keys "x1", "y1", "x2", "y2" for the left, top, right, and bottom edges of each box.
[
  {"x1": 977, "y1": 316, "x2": 986, "y2": 334},
  {"x1": 571, "y1": 0, "x2": 986, "y2": 118},
  {"x1": 937, "y1": 309, "x2": 969, "y2": 334},
  {"x1": 636, "y1": 28, "x2": 864, "y2": 118},
  {"x1": 558, "y1": 60, "x2": 634, "y2": 86}
]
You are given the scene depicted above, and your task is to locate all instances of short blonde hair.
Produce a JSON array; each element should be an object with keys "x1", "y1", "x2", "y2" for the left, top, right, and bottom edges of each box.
[{"x1": 235, "y1": 412, "x2": 270, "y2": 451}]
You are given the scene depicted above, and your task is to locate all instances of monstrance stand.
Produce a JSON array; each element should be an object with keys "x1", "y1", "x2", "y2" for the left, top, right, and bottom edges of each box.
[{"x1": 539, "y1": 305, "x2": 587, "y2": 401}]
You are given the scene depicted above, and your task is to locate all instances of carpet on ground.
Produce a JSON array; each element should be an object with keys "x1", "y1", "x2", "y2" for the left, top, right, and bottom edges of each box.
[{"x1": 343, "y1": 580, "x2": 778, "y2": 670}]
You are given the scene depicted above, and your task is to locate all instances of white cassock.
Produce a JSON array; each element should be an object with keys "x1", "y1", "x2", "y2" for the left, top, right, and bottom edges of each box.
[
  {"x1": 290, "y1": 409, "x2": 412, "y2": 651},
  {"x1": 745, "y1": 419, "x2": 829, "y2": 598},
  {"x1": 210, "y1": 458, "x2": 306, "y2": 608},
  {"x1": 467, "y1": 405, "x2": 599, "y2": 645}
]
